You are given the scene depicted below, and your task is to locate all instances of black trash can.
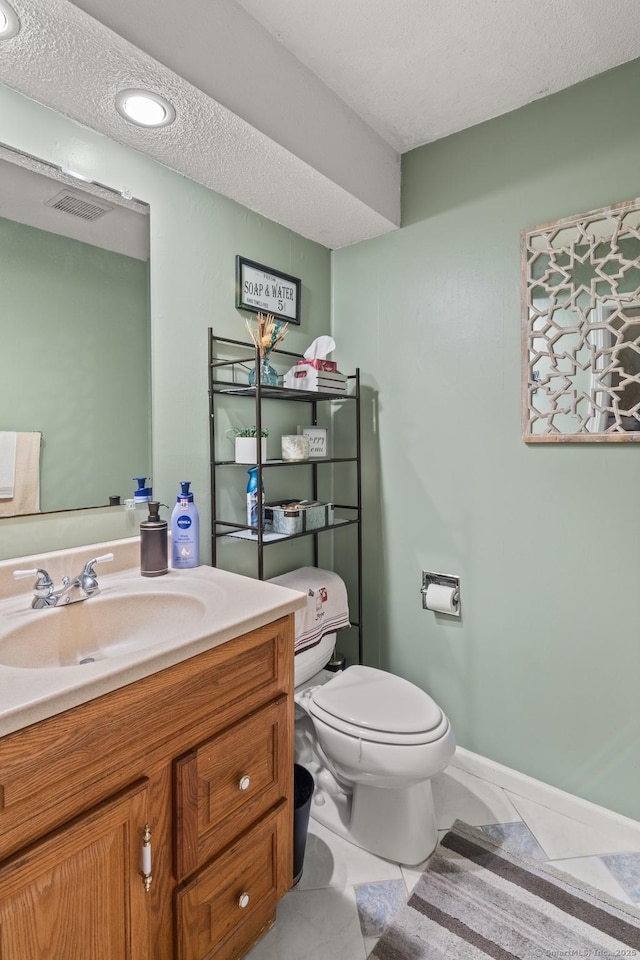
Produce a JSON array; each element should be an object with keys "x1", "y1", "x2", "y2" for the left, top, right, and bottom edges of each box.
[{"x1": 293, "y1": 764, "x2": 315, "y2": 885}]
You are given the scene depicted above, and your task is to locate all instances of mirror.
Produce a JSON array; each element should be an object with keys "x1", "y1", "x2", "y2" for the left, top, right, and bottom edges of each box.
[
  {"x1": 522, "y1": 198, "x2": 640, "y2": 441},
  {"x1": 0, "y1": 144, "x2": 151, "y2": 516}
]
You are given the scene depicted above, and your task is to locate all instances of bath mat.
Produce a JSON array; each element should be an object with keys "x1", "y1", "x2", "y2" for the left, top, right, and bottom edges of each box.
[{"x1": 370, "y1": 819, "x2": 640, "y2": 959}]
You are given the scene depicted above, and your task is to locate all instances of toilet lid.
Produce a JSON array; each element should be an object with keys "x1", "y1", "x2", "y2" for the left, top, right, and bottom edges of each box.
[{"x1": 310, "y1": 665, "x2": 443, "y2": 735}]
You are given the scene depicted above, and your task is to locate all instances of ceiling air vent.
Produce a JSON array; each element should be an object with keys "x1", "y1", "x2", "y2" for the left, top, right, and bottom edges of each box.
[{"x1": 45, "y1": 189, "x2": 114, "y2": 222}]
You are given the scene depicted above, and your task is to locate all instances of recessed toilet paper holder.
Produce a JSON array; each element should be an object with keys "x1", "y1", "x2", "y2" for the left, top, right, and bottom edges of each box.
[{"x1": 421, "y1": 571, "x2": 461, "y2": 616}]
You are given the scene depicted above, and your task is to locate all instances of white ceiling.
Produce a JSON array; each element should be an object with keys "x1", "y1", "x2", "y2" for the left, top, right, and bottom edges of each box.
[
  {"x1": 1, "y1": 0, "x2": 639, "y2": 249},
  {"x1": 235, "y1": 0, "x2": 640, "y2": 152}
]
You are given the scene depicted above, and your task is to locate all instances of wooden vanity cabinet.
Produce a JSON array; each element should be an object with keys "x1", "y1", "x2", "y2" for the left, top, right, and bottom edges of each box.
[{"x1": 0, "y1": 614, "x2": 295, "y2": 960}]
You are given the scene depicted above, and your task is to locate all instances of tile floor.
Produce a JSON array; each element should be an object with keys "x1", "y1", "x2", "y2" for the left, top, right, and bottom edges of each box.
[{"x1": 245, "y1": 764, "x2": 640, "y2": 959}]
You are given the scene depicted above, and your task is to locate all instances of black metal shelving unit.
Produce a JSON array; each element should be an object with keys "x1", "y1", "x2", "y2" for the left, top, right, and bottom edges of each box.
[{"x1": 208, "y1": 330, "x2": 363, "y2": 664}]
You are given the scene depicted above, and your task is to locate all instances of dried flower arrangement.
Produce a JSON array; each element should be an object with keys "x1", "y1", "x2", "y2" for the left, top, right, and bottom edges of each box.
[{"x1": 246, "y1": 312, "x2": 288, "y2": 358}]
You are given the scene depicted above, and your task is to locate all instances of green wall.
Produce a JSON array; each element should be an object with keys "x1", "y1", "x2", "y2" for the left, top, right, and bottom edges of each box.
[
  {"x1": 0, "y1": 216, "x2": 150, "y2": 512},
  {"x1": 0, "y1": 83, "x2": 331, "y2": 563},
  {"x1": 332, "y1": 60, "x2": 640, "y2": 821}
]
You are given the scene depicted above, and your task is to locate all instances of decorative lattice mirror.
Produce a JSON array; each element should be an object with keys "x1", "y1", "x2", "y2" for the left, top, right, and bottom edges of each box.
[{"x1": 522, "y1": 198, "x2": 640, "y2": 442}]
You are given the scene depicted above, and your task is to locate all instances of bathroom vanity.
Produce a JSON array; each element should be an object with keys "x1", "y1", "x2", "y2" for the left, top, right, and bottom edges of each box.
[{"x1": 0, "y1": 541, "x2": 305, "y2": 960}]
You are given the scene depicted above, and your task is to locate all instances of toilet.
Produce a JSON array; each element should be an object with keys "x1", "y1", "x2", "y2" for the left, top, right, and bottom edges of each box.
[{"x1": 294, "y1": 637, "x2": 455, "y2": 865}]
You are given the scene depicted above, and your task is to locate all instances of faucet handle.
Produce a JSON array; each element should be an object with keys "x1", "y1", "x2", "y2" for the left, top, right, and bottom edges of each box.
[
  {"x1": 13, "y1": 567, "x2": 54, "y2": 598},
  {"x1": 79, "y1": 553, "x2": 114, "y2": 597},
  {"x1": 12, "y1": 567, "x2": 40, "y2": 580},
  {"x1": 82, "y1": 553, "x2": 114, "y2": 576}
]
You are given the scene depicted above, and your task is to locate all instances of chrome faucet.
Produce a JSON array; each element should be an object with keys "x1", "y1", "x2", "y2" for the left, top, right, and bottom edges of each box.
[{"x1": 13, "y1": 553, "x2": 114, "y2": 609}]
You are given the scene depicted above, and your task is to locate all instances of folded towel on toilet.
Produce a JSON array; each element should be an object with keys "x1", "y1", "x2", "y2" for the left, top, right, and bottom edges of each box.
[{"x1": 268, "y1": 567, "x2": 350, "y2": 654}]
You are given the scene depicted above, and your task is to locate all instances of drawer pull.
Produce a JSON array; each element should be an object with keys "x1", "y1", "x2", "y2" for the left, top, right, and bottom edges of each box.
[
  {"x1": 141, "y1": 823, "x2": 153, "y2": 892},
  {"x1": 239, "y1": 775, "x2": 251, "y2": 791},
  {"x1": 238, "y1": 892, "x2": 250, "y2": 909}
]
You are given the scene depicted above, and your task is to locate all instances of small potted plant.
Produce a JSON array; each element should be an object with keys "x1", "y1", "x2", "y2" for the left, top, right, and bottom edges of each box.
[{"x1": 227, "y1": 426, "x2": 269, "y2": 464}]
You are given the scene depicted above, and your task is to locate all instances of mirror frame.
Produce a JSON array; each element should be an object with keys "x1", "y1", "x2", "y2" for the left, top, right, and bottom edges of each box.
[{"x1": 522, "y1": 196, "x2": 640, "y2": 443}]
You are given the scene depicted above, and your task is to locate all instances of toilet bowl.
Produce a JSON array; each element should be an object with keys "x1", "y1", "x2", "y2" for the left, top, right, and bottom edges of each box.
[{"x1": 294, "y1": 654, "x2": 455, "y2": 865}]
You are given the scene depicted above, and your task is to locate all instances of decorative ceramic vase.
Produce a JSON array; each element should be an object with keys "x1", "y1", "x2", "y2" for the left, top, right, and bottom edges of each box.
[{"x1": 248, "y1": 357, "x2": 278, "y2": 387}]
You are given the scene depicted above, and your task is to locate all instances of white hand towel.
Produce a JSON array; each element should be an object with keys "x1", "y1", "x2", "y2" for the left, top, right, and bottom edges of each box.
[
  {"x1": 269, "y1": 566, "x2": 350, "y2": 654},
  {"x1": 0, "y1": 431, "x2": 17, "y2": 498},
  {"x1": 0, "y1": 432, "x2": 41, "y2": 516}
]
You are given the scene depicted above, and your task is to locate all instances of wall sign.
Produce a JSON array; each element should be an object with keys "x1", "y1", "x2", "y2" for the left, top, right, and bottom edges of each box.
[
  {"x1": 297, "y1": 426, "x2": 329, "y2": 458},
  {"x1": 236, "y1": 255, "x2": 301, "y2": 325}
]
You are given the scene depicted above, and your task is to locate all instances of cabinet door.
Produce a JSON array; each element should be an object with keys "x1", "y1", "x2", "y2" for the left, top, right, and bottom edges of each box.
[{"x1": 0, "y1": 779, "x2": 150, "y2": 960}]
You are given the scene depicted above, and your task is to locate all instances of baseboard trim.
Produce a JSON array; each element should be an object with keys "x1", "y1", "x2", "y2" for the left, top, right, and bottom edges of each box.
[{"x1": 451, "y1": 746, "x2": 640, "y2": 845}]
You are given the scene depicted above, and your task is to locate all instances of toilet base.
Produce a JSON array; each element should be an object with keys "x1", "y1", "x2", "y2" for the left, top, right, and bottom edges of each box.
[
  {"x1": 351, "y1": 779, "x2": 438, "y2": 865},
  {"x1": 308, "y1": 776, "x2": 438, "y2": 865},
  {"x1": 302, "y1": 748, "x2": 439, "y2": 865}
]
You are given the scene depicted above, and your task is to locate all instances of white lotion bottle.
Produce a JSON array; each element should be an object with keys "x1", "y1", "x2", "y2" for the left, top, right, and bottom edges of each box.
[{"x1": 171, "y1": 481, "x2": 200, "y2": 568}]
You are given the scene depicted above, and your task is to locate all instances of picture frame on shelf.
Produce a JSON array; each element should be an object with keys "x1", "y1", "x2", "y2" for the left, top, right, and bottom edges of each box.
[
  {"x1": 297, "y1": 425, "x2": 330, "y2": 458},
  {"x1": 235, "y1": 255, "x2": 301, "y2": 324}
]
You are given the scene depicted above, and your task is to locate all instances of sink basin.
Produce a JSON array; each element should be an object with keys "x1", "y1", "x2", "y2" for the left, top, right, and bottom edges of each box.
[{"x1": 0, "y1": 592, "x2": 208, "y2": 669}]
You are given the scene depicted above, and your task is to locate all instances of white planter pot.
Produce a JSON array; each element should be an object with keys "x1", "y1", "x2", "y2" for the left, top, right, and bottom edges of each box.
[{"x1": 235, "y1": 437, "x2": 267, "y2": 464}]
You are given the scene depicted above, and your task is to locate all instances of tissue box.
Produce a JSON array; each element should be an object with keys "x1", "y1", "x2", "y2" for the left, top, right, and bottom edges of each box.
[
  {"x1": 264, "y1": 500, "x2": 334, "y2": 535},
  {"x1": 283, "y1": 367, "x2": 348, "y2": 392},
  {"x1": 296, "y1": 358, "x2": 338, "y2": 372}
]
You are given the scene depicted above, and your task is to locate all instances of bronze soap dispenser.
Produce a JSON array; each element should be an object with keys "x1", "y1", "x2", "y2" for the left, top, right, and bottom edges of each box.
[{"x1": 140, "y1": 501, "x2": 168, "y2": 577}]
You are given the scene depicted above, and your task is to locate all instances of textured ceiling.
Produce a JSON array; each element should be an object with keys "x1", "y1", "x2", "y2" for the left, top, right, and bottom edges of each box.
[
  {"x1": 0, "y1": 0, "x2": 398, "y2": 249},
  {"x1": 236, "y1": 0, "x2": 640, "y2": 152},
  {"x1": 1, "y1": 0, "x2": 640, "y2": 248}
]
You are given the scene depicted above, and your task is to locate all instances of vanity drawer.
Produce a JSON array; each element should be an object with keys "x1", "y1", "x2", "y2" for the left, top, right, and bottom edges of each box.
[
  {"x1": 174, "y1": 696, "x2": 292, "y2": 879},
  {"x1": 174, "y1": 801, "x2": 290, "y2": 960}
]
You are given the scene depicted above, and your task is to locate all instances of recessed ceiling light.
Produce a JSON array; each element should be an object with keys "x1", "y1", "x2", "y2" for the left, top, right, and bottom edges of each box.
[
  {"x1": 0, "y1": 0, "x2": 20, "y2": 39},
  {"x1": 115, "y1": 89, "x2": 176, "y2": 128}
]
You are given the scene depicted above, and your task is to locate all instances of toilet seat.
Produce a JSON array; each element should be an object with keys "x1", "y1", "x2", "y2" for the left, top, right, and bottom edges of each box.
[{"x1": 309, "y1": 665, "x2": 449, "y2": 746}]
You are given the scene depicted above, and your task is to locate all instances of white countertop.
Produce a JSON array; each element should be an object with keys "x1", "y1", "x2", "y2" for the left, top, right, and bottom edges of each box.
[{"x1": 0, "y1": 539, "x2": 306, "y2": 737}]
